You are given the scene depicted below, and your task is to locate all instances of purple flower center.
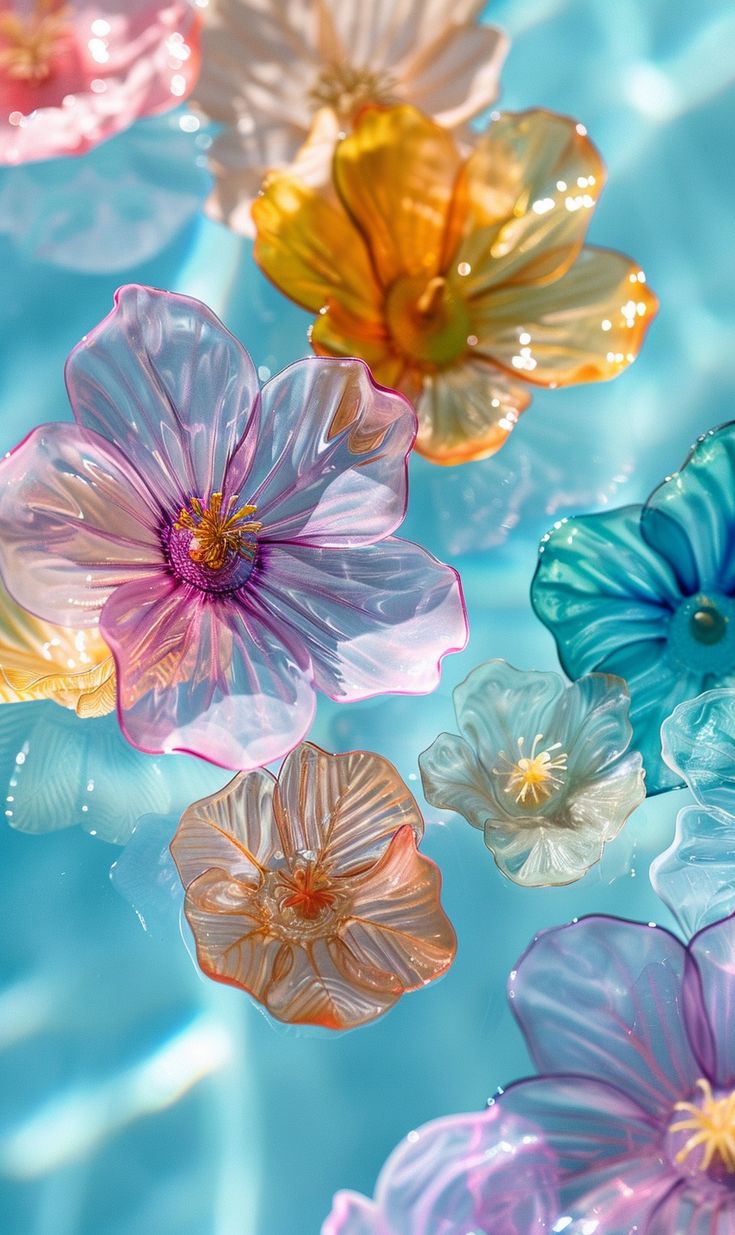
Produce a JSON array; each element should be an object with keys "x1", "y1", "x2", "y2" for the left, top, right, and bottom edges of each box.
[{"x1": 163, "y1": 492, "x2": 261, "y2": 595}]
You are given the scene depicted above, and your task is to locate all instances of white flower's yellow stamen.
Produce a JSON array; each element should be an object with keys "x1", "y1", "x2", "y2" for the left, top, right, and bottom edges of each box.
[
  {"x1": 494, "y1": 734, "x2": 568, "y2": 805},
  {"x1": 309, "y1": 61, "x2": 395, "y2": 122},
  {"x1": 0, "y1": 0, "x2": 70, "y2": 84},
  {"x1": 175, "y1": 492, "x2": 262, "y2": 572},
  {"x1": 671, "y1": 1078, "x2": 735, "y2": 1173}
]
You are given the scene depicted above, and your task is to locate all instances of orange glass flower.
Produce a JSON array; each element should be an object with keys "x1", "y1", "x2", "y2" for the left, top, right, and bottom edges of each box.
[
  {"x1": 0, "y1": 580, "x2": 115, "y2": 716},
  {"x1": 170, "y1": 742, "x2": 457, "y2": 1029},
  {"x1": 253, "y1": 105, "x2": 658, "y2": 466}
]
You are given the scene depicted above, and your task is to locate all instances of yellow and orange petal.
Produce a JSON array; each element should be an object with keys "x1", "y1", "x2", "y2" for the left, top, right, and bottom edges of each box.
[
  {"x1": 0, "y1": 586, "x2": 115, "y2": 717},
  {"x1": 415, "y1": 359, "x2": 531, "y2": 465}
]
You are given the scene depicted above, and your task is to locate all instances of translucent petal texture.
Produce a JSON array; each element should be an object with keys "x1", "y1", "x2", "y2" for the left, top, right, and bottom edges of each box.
[
  {"x1": 0, "y1": 421, "x2": 163, "y2": 627},
  {"x1": 531, "y1": 505, "x2": 696, "y2": 793},
  {"x1": 100, "y1": 572, "x2": 316, "y2": 770},
  {"x1": 0, "y1": 578, "x2": 114, "y2": 714},
  {"x1": 644, "y1": 1186, "x2": 735, "y2": 1235},
  {"x1": 641, "y1": 421, "x2": 735, "y2": 595},
  {"x1": 256, "y1": 539, "x2": 467, "y2": 701},
  {"x1": 558, "y1": 1158, "x2": 677, "y2": 1235},
  {"x1": 66, "y1": 285, "x2": 260, "y2": 511},
  {"x1": 662, "y1": 689, "x2": 735, "y2": 819},
  {"x1": 413, "y1": 360, "x2": 530, "y2": 467},
  {"x1": 509, "y1": 916, "x2": 701, "y2": 1119},
  {"x1": 399, "y1": 21, "x2": 508, "y2": 130},
  {"x1": 0, "y1": 0, "x2": 200, "y2": 165},
  {"x1": 240, "y1": 358, "x2": 417, "y2": 547},
  {"x1": 419, "y1": 661, "x2": 644, "y2": 886},
  {"x1": 471, "y1": 247, "x2": 658, "y2": 387},
  {"x1": 686, "y1": 914, "x2": 735, "y2": 1089},
  {"x1": 171, "y1": 744, "x2": 455, "y2": 1028},
  {"x1": 109, "y1": 813, "x2": 184, "y2": 937},
  {"x1": 324, "y1": 1105, "x2": 559, "y2": 1235},
  {"x1": 651, "y1": 807, "x2": 735, "y2": 939},
  {"x1": 0, "y1": 701, "x2": 225, "y2": 844}
]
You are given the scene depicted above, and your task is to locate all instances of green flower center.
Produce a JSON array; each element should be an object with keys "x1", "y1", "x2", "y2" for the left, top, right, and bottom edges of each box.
[{"x1": 384, "y1": 275, "x2": 471, "y2": 368}]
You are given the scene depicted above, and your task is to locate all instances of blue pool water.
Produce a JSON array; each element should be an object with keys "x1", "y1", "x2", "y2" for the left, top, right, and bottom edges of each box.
[{"x1": 0, "y1": 1, "x2": 734, "y2": 1231}]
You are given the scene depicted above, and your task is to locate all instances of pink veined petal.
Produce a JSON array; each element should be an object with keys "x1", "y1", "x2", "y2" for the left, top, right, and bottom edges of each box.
[
  {"x1": 65, "y1": 285, "x2": 260, "y2": 511},
  {"x1": 0, "y1": 421, "x2": 162, "y2": 627},
  {"x1": 560, "y1": 1159, "x2": 679, "y2": 1234},
  {"x1": 337, "y1": 825, "x2": 456, "y2": 992},
  {"x1": 274, "y1": 743, "x2": 424, "y2": 872},
  {"x1": 374, "y1": 1104, "x2": 559, "y2": 1235},
  {"x1": 99, "y1": 571, "x2": 316, "y2": 770},
  {"x1": 322, "y1": 1191, "x2": 382, "y2": 1235},
  {"x1": 397, "y1": 22, "x2": 508, "y2": 129},
  {"x1": 263, "y1": 933, "x2": 400, "y2": 1029},
  {"x1": 645, "y1": 1183, "x2": 735, "y2": 1235},
  {"x1": 182, "y1": 867, "x2": 288, "y2": 998},
  {"x1": 170, "y1": 767, "x2": 279, "y2": 890},
  {"x1": 255, "y1": 538, "x2": 467, "y2": 701},
  {"x1": 684, "y1": 914, "x2": 735, "y2": 1088},
  {"x1": 509, "y1": 916, "x2": 702, "y2": 1120},
  {"x1": 230, "y1": 357, "x2": 416, "y2": 546}
]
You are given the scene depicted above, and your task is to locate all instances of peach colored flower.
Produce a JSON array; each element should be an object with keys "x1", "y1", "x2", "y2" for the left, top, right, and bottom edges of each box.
[
  {"x1": 170, "y1": 742, "x2": 457, "y2": 1029},
  {"x1": 253, "y1": 105, "x2": 658, "y2": 466},
  {"x1": 0, "y1": 0, "x2": 200, "y2": 165},
  {"x1": 193, "y1": 0, "x2": 507, "y2": 235}
]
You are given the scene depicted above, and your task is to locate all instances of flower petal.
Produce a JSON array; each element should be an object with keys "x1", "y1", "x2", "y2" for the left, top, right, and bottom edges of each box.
[
  {"x1": 256, "y1": 538, "x2": 467, "y2": 701},
  {"x1": 233, "y1": 357, "x2": 416, "y2": 546},
  {"x1": 322, "y1": 1192, "x2": 380, "y2": 1235},
  {"x1": 333, "y1": 106, "x2": 462, "y2": 286},
  {"x1": 662, "y1": 689, "x2": 735, "y2": 817},
  {"x1": 65, "y1": 285, "x2": 259, "y2": 510},
  {"x1": 509, "y1": 916, "x2": 701, "y2": 1119},
  {"x1": 641, "y1": 420, "x2": 735, "y2": 593},
  {"x1": 261, "y1": 933, "x2": 398, "y2": 1029},
  {"x1": 419, "y1": 731, "x2": 496, "y2": 831},
  {"x1": 471, "y1": 247, "x2": 658, "y2": 387},
  {"x1": 100, "y1": 572, "x2": 316, "y2": 770},
  {"x1": 337, "y1": 825, "x2": 456, "y2": 991},
  {"x1": 0, "y1": 422, "x2": 162, "y2": 627},
  {"x1": 324, "y1": 0, "x2": 487, "y2": 67},
  {"x1": 170, "y1": 767, "x2": 279, "y2": 890},
  {"x1": 275, "y1": 744, "x2": 424, "y2": 872},
  {"x1": 561, "y1": 1161, "x2": 677, "y2": 1234},
  {"x1": 686, "y1": 913, "x2": 735, "y2": 1088},
  {"x1": 651, "y1": 807, "x2": 735, "y2": 940},
  {"x1": 413, "y1": 359, "x2": 530, "y2": 466},
  {"x1": 454, "y1": 109, "x2": 607, "y2": 293},
  {"x1": 645, "y1": 1185, "x2": 735, "y2": 1235},
  {"x1": 400, "y1": 23, "x2": 508, "y2": 129},
  {"x1": 183, "y1": 867, "x2": 287, "y2": 999},
  {"x1": 453, "y1": 659, "x2": 565, "y2": 770}
]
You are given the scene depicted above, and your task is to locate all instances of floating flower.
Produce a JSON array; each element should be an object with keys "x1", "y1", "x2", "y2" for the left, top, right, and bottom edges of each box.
[
  {"x1": 323, "y1": 1105, "x2": 558, "y2": 1234},
  {"x1": 532, "y1": 421, "x2": 735, "y2": 794},
  {"x1": 0, "y1": 285, "x2": 466, "y2": 770},
  {"x1": 419, "y1": 660, "x2": 644, "y2": 886},
  {"x1": 253, "y1": 104, "x2": 657, "y2": 466},
  {"x1": 0, "y1": 576, "x2": 115, "y2": 716},
  {"x1": 193, "y1": 0, "x2": 507, "y2": 235},
  {"x1": 0, "y1": 0, "x2": 200, "y2": 165},
  {"x1": 170, "y1": 743, "x2": 457, "y2": 1029},
  {"x1": 497, "y1": 912, "x2": 735, "y2": 1230},
  {"x1": 662, "y1": 687, "x2": 735, "y2": 820},
  {"x1": 651, "y1": 807, "x2": 735, "y2": 939}
]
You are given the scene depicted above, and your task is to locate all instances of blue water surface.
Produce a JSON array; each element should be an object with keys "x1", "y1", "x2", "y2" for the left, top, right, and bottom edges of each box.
[{"x1": 0, "y1": 1, "x2": 733, "y2": 1231}]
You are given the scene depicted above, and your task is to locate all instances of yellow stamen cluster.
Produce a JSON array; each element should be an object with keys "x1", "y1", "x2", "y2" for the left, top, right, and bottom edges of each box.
[
  {"x1": 671, "y1": 1078, "x2": 735, "y2": 1173},
  {"x1": 494, "y1": 734, "x2": 568, "y2": 805},
  {"x1": 0, "y1": 0, "x2": 69, "y2": 84},
  {"x1": 174, "y1": 492, "x2": 262, "y2": 572}
]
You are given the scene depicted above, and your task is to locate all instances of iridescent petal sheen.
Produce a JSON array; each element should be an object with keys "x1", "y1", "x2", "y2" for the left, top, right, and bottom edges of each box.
[
  {"x1": 686, "y1": 914, "x2": 735, "y2": 1089},
  {"x1": 651, "y1": 807, "x2": 735, "y2": 939},
  {"x1": 662, "y1": 689, "x2": 735, "y2": 819}
]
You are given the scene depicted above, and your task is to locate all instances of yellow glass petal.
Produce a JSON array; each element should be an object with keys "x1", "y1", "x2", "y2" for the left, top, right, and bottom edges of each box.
[
  {"x1": 333, "y1": 104, "x2": 464, "y2": 287},
  {"x1": 414, "y1": 359, "x2": 530, "y2": 465},
  {"x1": 470, "y1": 247, "x2": 658, "y2": 386},
  {"x1": 450, "y1": 109, "x2": 607, "y2": 297},
  {"x1": 252, "y1": 174, "x2": 382, "y2": 319},
  {"x1": 0, "y1": 583, "x2": 115, "y2": 713}
]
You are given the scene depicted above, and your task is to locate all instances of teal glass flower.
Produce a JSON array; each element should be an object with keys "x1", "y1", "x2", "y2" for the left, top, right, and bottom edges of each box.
[
  {"x1": 419, "y1": 659, "x2": 644, "y2": 886},
  {"x1": 531, "y1": 421, "x2": 735, "y2": 793}
]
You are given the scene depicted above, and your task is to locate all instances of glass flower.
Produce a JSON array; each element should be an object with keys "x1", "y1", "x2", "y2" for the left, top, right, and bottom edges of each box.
[
  {"x1": 322, "y1": 1106, "x2": 559, "y2": 1234},
  {"x1": 419, "y1": 660, "x2": 645, "y2": 886},
  {"x1": 0, "y1": 0, "x2": 200, "y2": 165},
  {"x1": 193, "y1": 0, "x2": 507, "y2": 236},
  {"x1": 170, "y1": 742, "x2": 457, "y2": 1029},
  {"x1": 252, "y1": 104, "x2": 658, "y2": 466},
  {"x1": 651, "y1": 807, "x2": 735, "y2": 939},
  {"x1": 662, "y1": 687, "x2": 735, "y2": 820},
  {"x1": 0, "y1": 284, "x2": 466, "y2": 770},
  {"x1": 532, "y1": 421, "x2": 735, "y2": 794},
  {"x1": 497, "y1": 912, "x2": 735, "y2": 1231},
  {"x1": 0, "y1": 575, "x2": 114, "y2": 716},
  {"x1": 0, "y1": 701, "x2": 226, "y2": 843}
]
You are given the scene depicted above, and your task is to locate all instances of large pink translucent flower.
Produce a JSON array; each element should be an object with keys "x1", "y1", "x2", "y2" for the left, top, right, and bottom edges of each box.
[
  {"x1": 498, "y1": 913, "x2": 735, "y2": 1232},
  {"x1": 0, "y1": 0, "x2": 200, "y2": 165},
  {"x1": 0, "y1": 285, "x2": 466, "y2": 770},
  {"x1": 170, "y1": 742, "x2": 457, "y2": 1029}
]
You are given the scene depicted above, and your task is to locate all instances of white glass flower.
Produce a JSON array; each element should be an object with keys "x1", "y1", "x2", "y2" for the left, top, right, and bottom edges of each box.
[{"x1": 192, "y1": 0, "x2": 507, "y2": 235}]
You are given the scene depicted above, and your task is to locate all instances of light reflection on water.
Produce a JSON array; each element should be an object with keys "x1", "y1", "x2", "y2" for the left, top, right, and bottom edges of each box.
[{"x1": 0, "y1": 0, "x2": 733, "y2": 1231}]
